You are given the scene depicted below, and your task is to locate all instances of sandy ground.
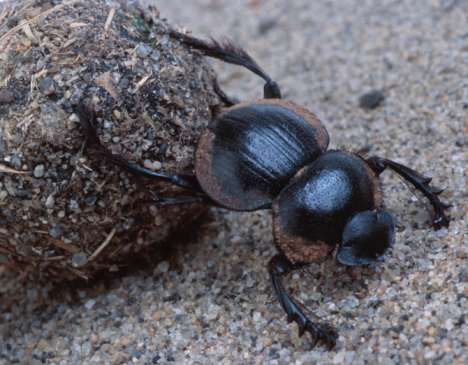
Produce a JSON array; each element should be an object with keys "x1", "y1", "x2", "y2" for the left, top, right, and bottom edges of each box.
[{"x1": 2, "y1": 0, "x2": 468, "y2": 364}]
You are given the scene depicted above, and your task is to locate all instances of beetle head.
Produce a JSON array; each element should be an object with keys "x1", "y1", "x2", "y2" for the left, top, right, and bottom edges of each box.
[{"x1": 337, "y1": 210, "x2": 395, "y2": 266}]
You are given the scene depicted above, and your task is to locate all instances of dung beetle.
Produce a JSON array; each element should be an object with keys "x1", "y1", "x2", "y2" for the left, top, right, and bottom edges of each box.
[{"x1": 76, "y1": 30, "x2": 451, "y2": 350}]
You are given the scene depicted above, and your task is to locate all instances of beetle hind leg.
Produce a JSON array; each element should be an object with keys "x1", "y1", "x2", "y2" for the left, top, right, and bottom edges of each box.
[
  {"x1": 268, "y1": 254, "x2": 338, "y2": 350},
  {"x1": 170, "y1": 30, "x2": 281, "y2": 100}
]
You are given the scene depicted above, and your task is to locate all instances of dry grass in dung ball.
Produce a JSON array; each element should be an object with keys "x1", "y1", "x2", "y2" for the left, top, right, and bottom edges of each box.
[{"x1": 0, "y1": 0, "x2": 222, "y2": 281}]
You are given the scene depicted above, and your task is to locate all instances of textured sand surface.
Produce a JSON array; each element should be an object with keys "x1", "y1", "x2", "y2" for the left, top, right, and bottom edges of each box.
[{"x1": 2, "y1": 0, "x2": 467, "y2": 364}]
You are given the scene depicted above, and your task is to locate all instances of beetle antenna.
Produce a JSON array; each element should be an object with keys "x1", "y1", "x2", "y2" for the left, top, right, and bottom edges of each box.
[{"x1": 170, "y1": 30, "x2": 281, "y2": 99}]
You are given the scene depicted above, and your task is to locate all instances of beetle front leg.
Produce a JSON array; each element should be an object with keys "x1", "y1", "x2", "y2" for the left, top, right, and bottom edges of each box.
[
  {"x1": 366, "y1": 156, "x2": 451, "y2": 229},
  {"x1": 268, "y1": 254, "x2": 338, "y2": 350}
]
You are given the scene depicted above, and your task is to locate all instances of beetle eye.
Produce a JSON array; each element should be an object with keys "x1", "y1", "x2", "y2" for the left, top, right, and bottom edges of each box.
[{"x1": 337, "y1": 210, "x2": 395, "y2": 266}]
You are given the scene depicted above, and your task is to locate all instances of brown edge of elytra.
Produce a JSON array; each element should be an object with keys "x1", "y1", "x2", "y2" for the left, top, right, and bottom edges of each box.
[{"x1": 194, "y1": 99, "x2": 330, "y2": 211}]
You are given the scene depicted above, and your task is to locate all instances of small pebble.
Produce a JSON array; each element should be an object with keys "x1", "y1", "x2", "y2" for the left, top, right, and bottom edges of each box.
[
  {"x1": 359, "y1": 90, "x2": 385, "y2": 109},
  {"x1": 49, "y1": 224, "x2": 66, "y2": 238},
  {"x1": 45, "y1": 195, "x2": 55, "y2": 209},
  {"x1": 34, "y1": 164, "x2": 45, "y2": 177},
  {"x1": 72, "y1": 252, "x2": 87, "y2": 268},
  {"x1": 0, "y1": 88, "x2": 14, "y2": 104},
  {"x1": 137, "y1": 43, "x2": 152, "y2": 58},
  {"x1": 84, "y1": 299, "x2": 96, "y2": 309}
]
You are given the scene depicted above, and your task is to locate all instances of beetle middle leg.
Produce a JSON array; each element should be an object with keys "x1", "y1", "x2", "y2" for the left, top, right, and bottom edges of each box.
[
  {"x1": 75, "y1": 104, "x2": 219, "y2": 205},
  {"x1": 268, "y1": 253, "x2": 338, "y2": 350}
]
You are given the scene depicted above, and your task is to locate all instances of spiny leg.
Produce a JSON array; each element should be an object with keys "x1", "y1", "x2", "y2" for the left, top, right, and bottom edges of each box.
[
  {"x1": 268, "y1": 254, "x2": 338, "y2": 350},
  {"x1": 366, "y1": 156, "x2": 451, "y2": 230},
  {"x1": 75, "y1": 104, "x2": 216, "y2": 205},
  {"x1": 170, "y1": 30, "x2": 281, "y2": 100}
]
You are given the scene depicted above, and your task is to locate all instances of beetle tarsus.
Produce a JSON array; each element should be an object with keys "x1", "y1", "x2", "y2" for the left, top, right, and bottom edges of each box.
[
  {"x1": 268, "y1": 254, "x2": 338, "y2": 349},
  {"x1": 366, "y1": 156, "x2": 451, "y2": 230}
]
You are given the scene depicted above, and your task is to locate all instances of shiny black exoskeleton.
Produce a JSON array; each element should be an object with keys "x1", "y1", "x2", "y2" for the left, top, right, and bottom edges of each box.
[{"x1": 76, "y1": 31, "x2": 451, "y2": 350}]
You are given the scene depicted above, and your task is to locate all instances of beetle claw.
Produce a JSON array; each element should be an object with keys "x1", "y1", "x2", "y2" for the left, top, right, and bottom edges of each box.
[
  {"x1": 269, "y1": 254, "x2": 338, "y2": 350},
  {"x1": 323, "y1": 332, "x2": 338, "y2": 351},
  {"x1": 298, "y1": 321, "x2": 307, "y2": 337},
  {"x1": 309, "y1": 329, "x2": 319, "y2": 348},
  {"x1": 297, "y1": 320, "x2": 338, "y2": 349}
]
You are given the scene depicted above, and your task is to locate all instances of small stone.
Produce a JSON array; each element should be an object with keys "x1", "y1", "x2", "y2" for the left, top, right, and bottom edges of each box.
[
  {"x1": 424, "y1": 350, "x2": 437, "y2": 360},
  {"x1": 85, "y1": 196, "x2": 97, "y2": 206},
  {"x1": 11, "y1": 155, "x2": 21, "y2": 167},
  {"x1": 120, "y1": 195, "x2": 129, "y2": 206},
  {"x1": 423, "y1": 336, "x2": 436, "y2": 345},
  {"x1": 137, "y1": 43, "x2": 152, "y2": 58},
  {"x1": 252, "y1": 312, "x2": 262, "y2": 321},
  {"x1": 121, "y1": 338, "x2": 131, "y2": 346},
  {"x1": 0, "y1": 89, "x2": 14, "y2": 104},
  {"x1": 25, "y1": 7, "x2": 41, "y2": 19},
  {"x1": 261, "y1": 337, "x2": 273, "y2": 346},
  {"x1": 49, "y1": 224, "x2": 66, "y2": 238},
  {"x1": 90, "y1": 332, "x2": 99, "y2": 344},
  {"x1": 84, "y1": 299, "x2": 96, "y2": 309},
  {"x1": 359, "y1": 90, "x2": 385, "y2": 109},
  {"x1": 45, "y1": 195, "x2": 55, "y2": 208},
  {"x1": 68, "y1": 200, "x2": 79, "y2": 212},
  {"x1": 34, "y1": 164, "x2": 45, "y2": 177},
  {"x1": 38, "y1": 76, "x2": 56, "y2": 95},
  {"x1": 72, "y1": 252, "x2": 87, "y2": 268},
  {"x1": 154, "y1": 261, "x2": 170, "y2": 275}
]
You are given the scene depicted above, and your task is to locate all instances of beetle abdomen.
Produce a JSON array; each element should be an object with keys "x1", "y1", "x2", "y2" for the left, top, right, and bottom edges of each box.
[
  {"x1": 273, "y1": 150, "x2": 380, "y2": 264},
  {"x1": 195, "y1": 99, "x2": 329, "y2": 210}
]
